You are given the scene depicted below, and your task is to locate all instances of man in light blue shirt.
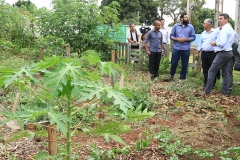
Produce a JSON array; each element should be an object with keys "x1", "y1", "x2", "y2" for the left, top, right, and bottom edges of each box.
[
  {"x1": 170, "y1": 13, "x2": 196, "y2": 80},
  {"x1": 197, "y1": 18, "x2": 220, "y2": 87},
  {"x1": 204, "y1": 13, "x2": 234, "y2": 96}
]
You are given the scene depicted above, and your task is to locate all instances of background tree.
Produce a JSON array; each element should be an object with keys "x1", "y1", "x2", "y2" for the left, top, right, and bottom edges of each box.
[
  {"x1": 157, "y1": 0, "x2": 205, "y2": 26},
  {"x1": 101, "y1": 0, "x2": 158, "y2": 24},
  {"x1": 36, "y1": 0, "x2": 121, "y2": 60},
  {"x1": 13, "y1": 0, "x2": 37, "y2": 13},
  {"x1": 194, "y1": 8, "x2": 235, "y2": 33}
]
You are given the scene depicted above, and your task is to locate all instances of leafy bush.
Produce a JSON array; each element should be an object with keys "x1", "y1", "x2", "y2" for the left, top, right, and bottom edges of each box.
[{"x1": 121, "y1": 81, "x2": 155, "y2": 111}]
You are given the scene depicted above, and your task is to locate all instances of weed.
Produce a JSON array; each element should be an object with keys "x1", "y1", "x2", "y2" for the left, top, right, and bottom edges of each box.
[
  {"x1": 154, "y1": 127, "x2": 213, "y2": 159},
  {"x1": 136, "y1": 131, "x2": 150, "y2": 152}
]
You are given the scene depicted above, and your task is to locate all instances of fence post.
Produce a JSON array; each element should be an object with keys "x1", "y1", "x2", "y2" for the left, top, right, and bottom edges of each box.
[
  {"x1": 48, "y1": 124, "x2": 57, "y2": 156},
  {"x1": 39, "y1": 46, "x2": 44, "y2": 61},
  {"x1": 126, "y1": 43, "x2": 130, "y2": 64},
  {"x1": 66, "y1": 44, "x2": 70, "y2": 59},
  {"x1": 196, "y1": 51, "x2": 202, "y2": 74},
  {"x1": 111, "y1": 50, "x2": 116, "y2": 63}
]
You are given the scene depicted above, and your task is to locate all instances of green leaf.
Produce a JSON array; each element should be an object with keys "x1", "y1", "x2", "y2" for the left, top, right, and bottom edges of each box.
[
  {"x1": 108, "y1": 134, "x2": 126, "y2": 145},
  {"x1": 48, "y1": 112, "x2": 71, "y2": 135},
  {"x1": 83, "y1": 121, "x2": 131, "y2": 135},
  {"x1": 7, "y1": 131, "x2": 29, "y2": 142},
  {"x1": 82, "y1": 50, "x2": 101, "y2": 65},
  {"x1": 34, "y1": 152, "x2": 54, "y2": 160},
  {"x1": 124, "y1": 104, "x2": 155, "y2": 121},
  {"x1": 136, "y1": 140, "x2": 141, "y2": 151}
]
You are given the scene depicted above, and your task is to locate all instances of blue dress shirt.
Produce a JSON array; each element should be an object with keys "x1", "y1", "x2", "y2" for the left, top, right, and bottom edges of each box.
[
  {"x1": 144, "y1": 29, "x2": 163, "y2": 52},
  {"x1": 214, "y1": 23, "x2": 235, "y2": 52},
  {"x1": 170, "y1": 23, "x2": 196, "y2": 50},
  {"x1": 198, "y1": 28, "x2": 219, "y2": 51}
]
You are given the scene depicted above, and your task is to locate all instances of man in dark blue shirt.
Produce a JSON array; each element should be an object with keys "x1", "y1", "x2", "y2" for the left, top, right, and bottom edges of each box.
[
  {"x1": 170, "y1": 13, "x2": 196, "y2": 80},
  {"x1": 144, "y1": 20, "x2": 164, "y2": 80}
]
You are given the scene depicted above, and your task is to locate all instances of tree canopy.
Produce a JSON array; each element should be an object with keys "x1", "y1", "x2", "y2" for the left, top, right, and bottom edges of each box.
[{"x1": 101, "y1": 0, "x2": 158, "y2": 25}]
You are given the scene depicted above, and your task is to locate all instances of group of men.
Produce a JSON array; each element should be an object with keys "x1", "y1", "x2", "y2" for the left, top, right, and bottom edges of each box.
[{"x1": 127, "y1": 13, "x2": 239, "y2": 96}]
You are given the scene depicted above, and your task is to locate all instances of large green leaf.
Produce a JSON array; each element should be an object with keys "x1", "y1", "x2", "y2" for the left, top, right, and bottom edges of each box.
[
  {"x1": 2, "y1": 64, "x2": 39, "y2": 88},
  {"x1": 44, "y1": 62, "x2": 86, "y2": 97},
  {"x1": 74, "y1": 80, "x2": 133, "y2": 113}
]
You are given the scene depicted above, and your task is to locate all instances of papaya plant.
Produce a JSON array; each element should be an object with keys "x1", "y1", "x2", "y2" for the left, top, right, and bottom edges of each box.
[{"x1": 0, "y1": 52, "x2": 155, "y2": 159}]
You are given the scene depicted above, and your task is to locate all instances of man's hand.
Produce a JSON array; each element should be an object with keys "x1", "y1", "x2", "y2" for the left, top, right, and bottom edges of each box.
[
  {"x1": 211, "y1": 41, "x2": 216, "y2": 46},
  {"x1": 146, "y1": 50, "x2": 151, "y2": 55},
  {"x1": 136, "y1": 42, "x2": 140, "y2": 44},
  {"x1": 195, "y1": 51, "x2": 200, "y2": 58},
  {"x1": 161, "y1": 51, "x2": 164, "y2": 56}
]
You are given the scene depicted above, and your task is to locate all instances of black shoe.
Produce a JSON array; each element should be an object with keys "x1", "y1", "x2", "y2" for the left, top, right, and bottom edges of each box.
[{"x1": 179, "y1": 78, "x2": 186, "y2": 80}]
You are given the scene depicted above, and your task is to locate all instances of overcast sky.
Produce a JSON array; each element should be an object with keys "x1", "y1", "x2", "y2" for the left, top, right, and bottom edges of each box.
[{"x1": 5, "y1": 0, "x2": 237, "y2": 25}]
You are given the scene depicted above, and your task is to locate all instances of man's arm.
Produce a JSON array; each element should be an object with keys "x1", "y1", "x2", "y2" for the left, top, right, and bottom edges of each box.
[
  {"x1": 127, "y1": 38, "x2": 134, "y2": 43},
  {"x1": 161, "y1": 33, "x2": 164, "y2": 56},
  {"x1": 215, "y1": 29, "x2": 228, "y2": 48},
  {"x1": 170, "y1": 25, "x2": 181, "y2": 42},
  {"x1": 183, "y1": 26, "x2": 196, "y2": 42}
]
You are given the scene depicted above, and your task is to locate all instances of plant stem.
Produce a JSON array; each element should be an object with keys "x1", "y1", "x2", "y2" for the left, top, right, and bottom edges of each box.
[{"x1": 66, "y1": 98, "x2": 72, "y2": 160}]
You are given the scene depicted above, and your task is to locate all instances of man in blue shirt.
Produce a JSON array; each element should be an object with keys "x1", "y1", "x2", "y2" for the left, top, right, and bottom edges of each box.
[
  {"x1": 196, "y1": 18, "x2": 220, "y2": 88},
  {"x1": 144, "y1": 20, "x2": 164, "y2": 80},
  {"x1": 204, "y1": 13, "x2": 235, "y2": 96},
  {"x1": 170, "y1": 13, "x2": 196, "y2": 80}
]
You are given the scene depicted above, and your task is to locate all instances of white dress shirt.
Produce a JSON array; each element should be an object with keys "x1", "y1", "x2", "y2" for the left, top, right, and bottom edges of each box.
[
  {"x1": 160, "y1": 27, "x2": 170, "y2": 44},
  {"x1": 214, "y1": 23, "x2": 235, "y2": 52},
  {"x1": 198, "y1": 28, "x2": 219, "y2": 51}
]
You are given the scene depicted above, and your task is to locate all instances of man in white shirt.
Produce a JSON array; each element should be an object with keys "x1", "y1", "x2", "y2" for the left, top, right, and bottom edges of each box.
[
  {"x1": 204, "y1": 13, "x2": 235, "y2": 96},
  {"x1": 196, "y1": 18, "x2": 220, "y2": 88},
  {"x1": 159, "y1": 18, "x2": 170, "y2": 57},
  {"x1": 127, "y1": 23, "x2": 141, "y2": 44}
]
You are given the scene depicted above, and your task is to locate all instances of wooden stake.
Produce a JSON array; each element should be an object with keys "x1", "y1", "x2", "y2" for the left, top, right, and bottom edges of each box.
[
  {"x1": 111, "y1": 50, "x2": 116, "y2": 63},
  {"x1": 12, "y1": 92, "x2": 19, "y2": 113},
  {"x1": 119, "y1": 73, "x2": 125, "y2": 90},
  {"x1": 149, "y1": 84, "x2": 153, "y2": 98},
  {"x1": 34, "y1": 74, "x2": 40, "y2": 91},
  {"x1": 39, "y1": 46, "x2": 44, "y2": 61},
  {"x1": 111, "y1": 74, "x2": 114, "y2": 89},
  {"x1": 66, "y1": 44, "x2": 70, "y2": 59},
  {"x1": 48, "y1": 124, "x2": 57, "y2": 156}
]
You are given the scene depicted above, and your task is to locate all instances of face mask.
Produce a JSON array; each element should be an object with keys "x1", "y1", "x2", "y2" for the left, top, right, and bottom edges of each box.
[{"x1": 183, "y1": 20, "x2": 189, "y2": 25}]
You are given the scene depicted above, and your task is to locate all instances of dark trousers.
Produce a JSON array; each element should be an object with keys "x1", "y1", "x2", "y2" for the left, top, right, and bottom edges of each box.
[
  {"x1": 201, "y1": 51, "x2": 220, "y2": 86},
  {"x1": 170, "y1": 49, "x2": 190, "y2": 79},
  {"x1": 149, "y1": 52, "x2": 162, "y2": 78}
]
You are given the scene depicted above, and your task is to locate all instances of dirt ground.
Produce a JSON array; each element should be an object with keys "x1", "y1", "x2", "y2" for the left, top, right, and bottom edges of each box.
[{"x1": 1, "y1": 71, "x2": 240, "y2": 159}]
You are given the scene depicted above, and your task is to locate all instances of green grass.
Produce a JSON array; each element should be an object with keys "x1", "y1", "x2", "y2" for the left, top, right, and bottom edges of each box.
[{"x1": 215, "y1": 71, "x2": 240, "y2": 96}]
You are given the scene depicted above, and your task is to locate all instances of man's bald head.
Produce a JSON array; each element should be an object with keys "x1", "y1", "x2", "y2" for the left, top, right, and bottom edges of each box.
[{"x1": 154, "y1": 20, "x2": 161, "y2": 31}]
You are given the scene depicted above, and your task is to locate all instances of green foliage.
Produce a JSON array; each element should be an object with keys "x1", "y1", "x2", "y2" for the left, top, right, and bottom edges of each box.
[
  {"x1": 194, "y1": 8, "x2": 235, "y2": 34},
  {"x1": 101, "y1": 0, "x2": 158, "y2": 24},
  {"x1": 123, "y1": 104, "x2": 155, "y2": 121},
  {"x1": 160, "y1": 56, "x2": 171, "y2": 74},
  {"x1": 155, "y1": 127, "x2": 213, "y2": 159},
  {"x1": 136, "y1": 132, "x2": 150, "y2": 152},
  {"x1": 0, "y1": 53, "x2": 149, "y2": 159},
  {"x1": 88, "y1": 144, "x2": 116, "y2": 160},
  {"x1": 36, "y1": 0, "x2": 121, "y2": 59},
  {"x1": 220, "y1": 147, "x2": 240, "y2": 160},
  {"x1": 121, "y1": 81, "x2": 155, "y2": 111},
  {"x1": 156, "y1": 0, "x2": 205, "y2": 26}
]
